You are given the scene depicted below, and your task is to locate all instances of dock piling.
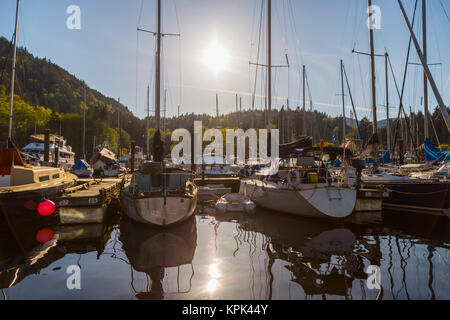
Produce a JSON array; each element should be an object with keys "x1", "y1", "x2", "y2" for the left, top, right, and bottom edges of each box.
[
  {"x1": 130, "y1": 141, "x2": 135, "y2": 172},
  {"x1": 44, "y1": 129, "x2": 50, "y2": 162}
]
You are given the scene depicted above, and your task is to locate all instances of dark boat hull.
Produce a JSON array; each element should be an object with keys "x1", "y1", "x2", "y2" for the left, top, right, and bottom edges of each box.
[
  {"x1": 0, "y1": 180, "x2": 74, "y2": 224},
  {"x1": 362, "y1": 180, "x2": 449, "y2": 215}
]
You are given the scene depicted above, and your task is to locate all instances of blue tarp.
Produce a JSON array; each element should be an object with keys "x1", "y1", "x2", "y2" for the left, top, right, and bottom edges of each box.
[
  {"x1": 424, "y1": 138, "x2": 450, "y2": 162},
  {"x1": 335, "y1": 158, "x2": 341, "y2": 167},
  {"x1": 324, "y1": 159, "x2": 341, "y2": 168},
  {"x1": 379, "y1": 151, "x2": 391, "y2": 164},
  {"x1": 72, "y1": 159, "x2": 89, "y2": 169},
  {"x1": 365, "y1": 151, "x2": 391, "y2": 165}
]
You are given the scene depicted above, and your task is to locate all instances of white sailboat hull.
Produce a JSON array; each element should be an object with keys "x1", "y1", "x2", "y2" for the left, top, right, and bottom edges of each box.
[
  {"x1": 240, "y1": 179, "x2": 356, "y2": 218},
  {"x1": 121, "y1": 192, "x2": 197, "y2": 226}
]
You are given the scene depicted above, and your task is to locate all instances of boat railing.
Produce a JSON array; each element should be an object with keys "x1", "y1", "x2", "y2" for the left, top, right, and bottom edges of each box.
[{"x1": 131, "y1": 171, "x2": 195, "y2": 195}]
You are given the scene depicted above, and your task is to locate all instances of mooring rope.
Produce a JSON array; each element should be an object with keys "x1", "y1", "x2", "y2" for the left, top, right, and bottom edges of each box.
[{"x1": 385, "y1": 187, "x2": 448, "y2": 196}]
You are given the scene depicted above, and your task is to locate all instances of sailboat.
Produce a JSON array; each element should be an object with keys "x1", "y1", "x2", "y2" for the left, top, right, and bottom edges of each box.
[
  {"x1": 121, "y1": 0, "x2": 198, "y2": 226},
  {"x1": 0, "y1": 0, "x2": 76, "y2": 219},
  {"x1": 361, "y1": 0, "x2": 449, "y2": 216},
  {"x1": 240, "y1": 0, "x2": 357, "y2": 219}
]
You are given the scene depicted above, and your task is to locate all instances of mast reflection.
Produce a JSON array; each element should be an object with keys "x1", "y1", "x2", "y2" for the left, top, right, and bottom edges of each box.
[{"x1": 120, "y1": 215, "x2": 197, "y2": 300}]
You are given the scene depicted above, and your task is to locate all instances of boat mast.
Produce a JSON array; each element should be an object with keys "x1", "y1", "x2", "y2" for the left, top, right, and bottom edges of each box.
[
  {"x1": 385, "y1": 53, "x2": 391, "y2": 153},
  {"x1": 422, "y1": 0, "x2": 429, "y2": 140},
  {"x1": 83, "y1": 86, "x2": 86, "y2": 159},
  {"x1": 117, "y1": 97, "x2": 120, "y2": 158},
  {"x1": 340, "y1": 59, "x2": 346, "y2": 144},
  {"x1": 267, "y1": 0, "x2": 272, "y2": 130},
  {"x1": 368, "y1": 0, "x2": 378, "y2": 164},
  {"x1": 155, "y1": 0, "x2": 161, "y2": 133},
  {"x1": 7, "y1": 0, "x2": 20, "y2": 143},
  {"x1": 216, "y1": 93, "x2": 219, "y2": 119},
  {"x1": 302, "y1": 65, "x2": 306, "y2": 136},
  {"x1": 397, "y1": 0, "x2": 450, "y2": 133},
  {"x1": 146, "y1": 84, "x2": 150, "y2": 159}
]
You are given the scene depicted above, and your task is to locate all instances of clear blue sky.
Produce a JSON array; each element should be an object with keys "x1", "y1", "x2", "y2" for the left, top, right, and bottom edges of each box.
[{"x1": 1, "y1": 0, "x2": 449, "y2": 122}]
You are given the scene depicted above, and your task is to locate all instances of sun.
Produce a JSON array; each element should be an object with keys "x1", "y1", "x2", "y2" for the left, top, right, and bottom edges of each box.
[{"x1": 203, "y1": 42, "x2": 229, "y2": 73}]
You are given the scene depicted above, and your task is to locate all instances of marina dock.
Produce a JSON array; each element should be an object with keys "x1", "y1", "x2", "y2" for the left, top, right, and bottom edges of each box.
[
  {"x1": 55, "y1": 176, "x2": 127, "y2": 224},
  {"x1": 194, "y1": 176, "x2": 241, "y2": 193}
]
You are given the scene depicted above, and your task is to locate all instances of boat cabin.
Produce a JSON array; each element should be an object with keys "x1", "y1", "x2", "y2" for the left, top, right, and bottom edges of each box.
[
  {"x1": 22, "y1": 134, "x2": 75, "y2": 167},
  {"x1": 130, "y1": 163, "x2": 192, "y2": 195},
  {"x1": 9, "y1": 166, "x2": 64, "y2": 187},
  {"x1": 196, "y1": 156, "x2": 237, "y2": 177}
]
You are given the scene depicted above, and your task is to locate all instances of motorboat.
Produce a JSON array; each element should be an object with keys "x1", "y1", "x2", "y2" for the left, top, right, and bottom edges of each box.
[
  {"x1": 70, "y1": 159, "x2": 92, "y2": 178},
  {"x1": 215, "y1": 193, "x2": 256, "y2": 214},
  {"x1": 90, "y1": 148, "x2": 124, "y2": 178},
  {"x1": 0, "y1": 141, "x2": 77, "y2": 221},
  {"x1": 22, "y1": 134, "x2": 75, "y2": 169},
  {"x1": 196, "y1": 156, "x2": 238, "y2": 178}
]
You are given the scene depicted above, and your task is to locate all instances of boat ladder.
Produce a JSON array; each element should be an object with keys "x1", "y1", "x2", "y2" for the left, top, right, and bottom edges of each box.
[{"x1": 326, "y1": 188, "x2": 342, "y2": 200}]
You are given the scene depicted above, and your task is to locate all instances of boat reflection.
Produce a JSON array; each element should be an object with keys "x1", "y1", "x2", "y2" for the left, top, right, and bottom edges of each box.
[
  {"x1": 119, "y1": 216, "x2": 197, "y2": 300},
  {"x1": 0, "y1": 212, "x2": 115, "y2": 296},
  {"x1": 207, "y1": 208, "x2": 382, "y2": 299}
]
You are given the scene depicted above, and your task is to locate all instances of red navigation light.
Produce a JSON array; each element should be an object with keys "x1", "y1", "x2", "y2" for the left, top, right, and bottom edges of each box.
[
  {"x1": 37, "y1": 200, "x2": 56, "y2": 216},
  {"x1": 36, "y1": 228, "x2": 54, "y2": 243}
]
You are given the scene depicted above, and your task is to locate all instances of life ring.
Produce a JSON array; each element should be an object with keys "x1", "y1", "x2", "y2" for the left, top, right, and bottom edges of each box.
[{"x1": 287, "y1": 169, "x2": 301, "y2": 188}]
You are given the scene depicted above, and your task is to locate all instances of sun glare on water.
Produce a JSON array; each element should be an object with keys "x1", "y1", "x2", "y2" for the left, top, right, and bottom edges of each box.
[{"x1": 203, "y1": 42, "x2": 229, "y2": 73}]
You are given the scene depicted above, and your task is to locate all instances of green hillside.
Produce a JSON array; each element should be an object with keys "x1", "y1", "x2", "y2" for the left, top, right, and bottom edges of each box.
[{"x1": 0, "y1": 36, "x2": 143, "y2": 157}]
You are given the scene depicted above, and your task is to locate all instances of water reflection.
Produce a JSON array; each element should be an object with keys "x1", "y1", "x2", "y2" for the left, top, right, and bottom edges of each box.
[
  {"x1": 210, "y1": 209, "x2": 367, "y2": 299},
  {"x1": 119, "y1": 216, "x2": 197, "y2": 300},
  {"x1": 0, "y1": 204, "x2": 448, "y2": 299},
  {"x1": 0, "y1": 221, "x2": 114, "y2": 298},
  {"x1": 198, "y1": 206, "x2": 449, "y2": 300}
]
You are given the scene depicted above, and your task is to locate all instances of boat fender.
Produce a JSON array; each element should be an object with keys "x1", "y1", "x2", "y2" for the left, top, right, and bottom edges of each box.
[
  {"x1": 287, "y1": 169, "x2": 301, "y2": 188},
  {"x1": 186, "y1": 181, "x2": 195, "y2": 194}
]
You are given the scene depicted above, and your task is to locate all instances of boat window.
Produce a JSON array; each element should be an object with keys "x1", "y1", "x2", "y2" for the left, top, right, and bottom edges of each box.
[
  {"x1": 52, "y1": 173, "x2": 60, "y2": 179},
  {"x1": 39, "y1": 175, "x2": 50, "y2": 182},
  {"x1": 167, "y1": 172, "x2": 188, "y2": 190}
]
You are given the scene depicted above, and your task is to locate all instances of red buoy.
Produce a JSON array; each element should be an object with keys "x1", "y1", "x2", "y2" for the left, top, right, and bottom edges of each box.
[
  {"x1": 37, "y1": 200, "x2": 56, "y2": 216},
  {"x1": 36, "y1": 228, "x2": 54, "y2": 243}
]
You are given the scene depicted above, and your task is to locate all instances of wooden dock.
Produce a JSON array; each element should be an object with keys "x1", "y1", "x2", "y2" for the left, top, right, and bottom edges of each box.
[
  {"x1": 197, "y1": 185, "x2": 232, "y2": 202},
  {"x1": 194, "y1": 176, "x2": 241, "y2": 193},
  {"x1": 55, "y1": 176, "x2": 127, "y2": 224}
]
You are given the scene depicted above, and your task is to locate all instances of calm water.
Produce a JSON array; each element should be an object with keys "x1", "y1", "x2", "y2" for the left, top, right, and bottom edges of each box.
[{"x1": 0, "y1": 205, "x2": 449, "y2": 300}]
